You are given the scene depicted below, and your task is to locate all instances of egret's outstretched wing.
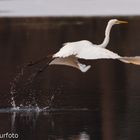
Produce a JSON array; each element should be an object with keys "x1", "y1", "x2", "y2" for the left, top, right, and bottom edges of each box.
[
  {"x1": 76, "y1": 46, "x2": 121, "y2": 59},
  {"x1": 49, "y1": 55, "x2": 91, "y2": 73},
  {"x1": 54, "y1": 43, "x2": 121, "y2": 60}
]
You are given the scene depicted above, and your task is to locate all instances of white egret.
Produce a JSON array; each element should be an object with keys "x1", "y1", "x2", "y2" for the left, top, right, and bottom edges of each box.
[{"x1": 48, "y1": 19, "x2": 140, "y2": 72}]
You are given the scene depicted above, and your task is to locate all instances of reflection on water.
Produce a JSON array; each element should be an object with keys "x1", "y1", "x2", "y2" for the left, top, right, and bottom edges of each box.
[{"x1": 0, "y1": 109, "x2": 99, "y2": 140}]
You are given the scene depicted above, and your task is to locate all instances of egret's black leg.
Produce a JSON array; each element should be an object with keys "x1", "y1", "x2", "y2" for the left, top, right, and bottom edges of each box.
[
  {"x1": 27, "y1": 56, "x2": 48, "y2": 67},
  {"x1": 29, "y1": 58, "x2": 54, "y2": 80}
]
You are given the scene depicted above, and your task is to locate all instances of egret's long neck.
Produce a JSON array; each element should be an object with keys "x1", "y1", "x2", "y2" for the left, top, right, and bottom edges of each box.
[{"x1": 99, "y1": 22, "x2": 114, "y2": 48}]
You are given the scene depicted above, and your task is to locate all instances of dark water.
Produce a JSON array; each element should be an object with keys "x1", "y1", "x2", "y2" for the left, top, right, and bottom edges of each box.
[
  {"x1": 0, "y1": 17, "x2": 140, "y2": 140},
  {"x1": 0, "y1": 109, "x2": 100, "y2": 140}
]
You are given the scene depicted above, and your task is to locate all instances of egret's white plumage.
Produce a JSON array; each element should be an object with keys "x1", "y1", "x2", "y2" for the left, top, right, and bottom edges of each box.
[
  {"x1": 49, "y1": 19, "x2": 140, "y2": 72},
  {"x1": 53, "y1": 40, "x2": 120, "y2": 59}
]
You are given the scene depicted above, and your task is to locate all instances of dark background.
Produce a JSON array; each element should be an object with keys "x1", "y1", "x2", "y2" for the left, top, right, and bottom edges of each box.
[{"x1": 0, "y1": 17, "x2": 140, "y2": 140}]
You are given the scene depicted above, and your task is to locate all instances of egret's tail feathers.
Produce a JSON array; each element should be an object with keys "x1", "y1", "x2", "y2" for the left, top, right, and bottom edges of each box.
[
  {"x1": 119, "y1": 56, "x2": 140, "y2": 65},
  {"x1": 49, "y1": 56, "x2": 91, "y2": 72}
]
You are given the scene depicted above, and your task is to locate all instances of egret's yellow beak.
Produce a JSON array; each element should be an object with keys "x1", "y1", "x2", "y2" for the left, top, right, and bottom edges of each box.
[{"x1": 116, "y1": 20, "x2": 128, "y2": 24}]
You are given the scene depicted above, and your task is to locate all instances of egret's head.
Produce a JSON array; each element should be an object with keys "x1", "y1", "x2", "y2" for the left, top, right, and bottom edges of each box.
[{"x1": 109, "y1": 19, "x2": 128, "y2": 25}]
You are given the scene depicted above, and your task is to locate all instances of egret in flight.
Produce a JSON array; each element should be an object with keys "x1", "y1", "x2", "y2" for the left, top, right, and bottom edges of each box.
[{"x1": 48, "y1": 19, "x2": 140, "y2": 72}]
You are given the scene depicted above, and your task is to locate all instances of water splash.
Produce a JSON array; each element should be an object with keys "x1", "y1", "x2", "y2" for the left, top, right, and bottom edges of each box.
[
  {"x1": 10, "y1": 80, "x2": 18, "y2": 109},
  {"x1": 10, "y1": 91, "x2": 16, "y2": 109},
  {"x1": 10, "y1": 66, "x2": 26, "y2": 109},
  {"x1": 9, "y1": 64, "x2": 44, "y2": 109}
]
